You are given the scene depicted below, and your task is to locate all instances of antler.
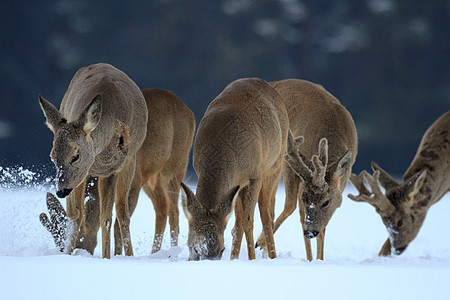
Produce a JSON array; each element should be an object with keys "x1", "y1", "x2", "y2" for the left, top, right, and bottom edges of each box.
[
  {"x1": 311, "y1": 138, "x2": 328, "y2": 187},
  {"x1": 348, "y1": 171, "x2": 371, "y2": 201},
  {"x1": 348, "y1": 171, "x2": 395, "y2": 214},
  {"x1": 285, "y1": 130, "x2": 313, "y2": 181},
  {"x1": 285, "y1": 131, "x2": 329, "y2": 188}
]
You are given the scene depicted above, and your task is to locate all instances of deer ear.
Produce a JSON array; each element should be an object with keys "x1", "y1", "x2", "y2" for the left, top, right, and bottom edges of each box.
[
  {"x1": 286, "y1": 129, "x2": 304, "y2": 155},
  {"x1": 180, "y1": 182, "x2": 199, "y2": 221},
  {"x1": 409, "y1": 170, "x2": 427, "y2": 198},
  {"x1": 39, "y1": 95, "x2": 62, "y2": 133},
  {"x1": 334, "y1": 150, "x2": 353, "y2": 178},
  {"x1": 224, "y1": 186, "x2": 240, "y2": 222},
  {"x1": 79, "y1": 95, "x2": 102, "y2": 135}
]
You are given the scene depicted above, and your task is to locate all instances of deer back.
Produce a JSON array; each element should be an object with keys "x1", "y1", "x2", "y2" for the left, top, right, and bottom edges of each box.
[
  {"x1": 272, "y1": 79, "x2": 357, "y2": 174},
  {"x1": 193, "y1": 78, "x2": 288, "y2": 207},
  {"x1": 60, "y1": 63, "x2": 147, "y2": 160},
  {"x1": 271, "y1": 79, "x2": 357, "y2": 233},
  {"x1": 39, "y1": 63, "x2": 148, "y2": 194},
  {"x1": 181, "y1": 77, "x2": 288, "y2": 260},
  {"x1": 136, "y1": 88, "x2": 195, "y2": 185}
]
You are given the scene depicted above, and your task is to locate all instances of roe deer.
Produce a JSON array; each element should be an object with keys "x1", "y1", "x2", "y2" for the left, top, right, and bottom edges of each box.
[
  {"x1": 39, "y1": 63, "x2": 148, "y2": 258},
  {"x1": 180, "y1": 78, "x2": 288, "y2": 260},
  {"x1": 257, "y1": 79, "x2": 357, "y2": 261},
  {"x1": 40, "y1": 88, "x2": 195, "y2": 256},
  {"x1": 349, "y1": 111, "x2": 449, "y2": 256},
  {"x1": 114, "y1": 88, "x2": 195, "y2": 255}
]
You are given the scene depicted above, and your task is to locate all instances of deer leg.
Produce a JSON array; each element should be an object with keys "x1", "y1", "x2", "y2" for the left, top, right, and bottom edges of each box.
[
  {"x1": 64, "y1": 181, "x2": 86, "y2": 254},
  {"x1": 274, "y1": 166, "x2": 301, "y2": 233},
  {"x1": 167, "y1": 178, "x2": 181, "y2": 247},
  {"x1": 257, "y1": 166, "x2": 301, "y2": 249},
  {"x1": 76, "y1": 176, "x2": 100, "y2": 254},
  {"x1": 115, "y1": 157, "x2": 136, "y2": 256},
  {"x1": 114, "y1": 168, "x2": 140, "y2": 256},
  {"x1": 230, "y1": 192, "x2": 244, "y2": 260},
  {"x1": 298, "y1": 195, "x2": 313, "y2": 261},
  {"x1": 98, "y1": 173, "x2": 118, "y2": 259},
  {"x1": 316, "y1": 227, "x2": 326, "y2": 260},
  {"x1": 143, "y1": 180, "x2": 168, "y2": 254},
  {"x1": 379, "y1": 238, "x2": 392, "y2": 256},
  {"x1": 241, "y1": 182, "x2": 260, "y2": 260},
  {"x1": 258, "y1": 180, "x2": 277, "y2": 259},
  {"x1": 113, "y1": 216, "x2": 122, "y2": 255}
]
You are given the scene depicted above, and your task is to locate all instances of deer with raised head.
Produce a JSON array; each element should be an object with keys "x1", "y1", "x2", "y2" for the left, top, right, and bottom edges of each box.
[
  {"x1": 256, "y1": 79, "x2": 357, "y2": 261},
  {"x1": 39, "y1": 63, "x2": 148, "y2": 258},
  {"x1": 349, "y1": 111, "x2": 449, "y2": 256},
  {"x1": 40, "y1": 88, "x2": 195, "y2": 256},
  {"x1": 180, "y1": 78, "x2": 288, "y2": 260}
]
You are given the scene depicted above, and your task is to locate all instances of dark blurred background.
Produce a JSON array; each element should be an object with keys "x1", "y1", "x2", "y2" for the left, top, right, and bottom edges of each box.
[{"x1": 0, "y1": 0, "x2": 449, "y2": 180}]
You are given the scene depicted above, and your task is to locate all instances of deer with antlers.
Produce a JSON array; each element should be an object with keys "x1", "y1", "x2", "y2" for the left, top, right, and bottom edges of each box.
[
  {"x1": 349, "y1": 111, "x2": 449, "y2": 256},
  {"x1": 256, "y1": 79, "x2": 357, "y2": 261}
]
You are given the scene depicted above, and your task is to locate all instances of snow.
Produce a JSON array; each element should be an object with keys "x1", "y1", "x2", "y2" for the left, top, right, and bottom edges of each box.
[{"x1": 0, "y1": 171, "x2": 449, "y2": 300}]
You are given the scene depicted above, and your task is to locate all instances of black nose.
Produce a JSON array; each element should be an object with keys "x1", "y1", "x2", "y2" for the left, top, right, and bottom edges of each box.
[
  {"x1": 197, "y1": 248, "x2": 222, "y2": 261},
  {"x1": 394, "y1": 246, "x2": 407, "y2": 255},
  {"x1": 304, "y1": 230, "x2": 319, "y2": 239},
  {"x1": 200, "y1": 254, "x2": 221, "y2": 261},
  {"x1": 56, "y1": 188, "x2": 73, "y2": 198}
]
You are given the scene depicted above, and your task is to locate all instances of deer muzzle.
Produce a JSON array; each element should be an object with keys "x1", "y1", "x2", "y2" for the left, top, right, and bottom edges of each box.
[
  {"x1": 56, "y1": 188, "x2": 73, "y2": 198},
  {"x1": 393, "y1": 246, "x2": 407, "y2": 255},
  {"x1": 304, "y1": 230, "x2": 320, "y2": 239}
]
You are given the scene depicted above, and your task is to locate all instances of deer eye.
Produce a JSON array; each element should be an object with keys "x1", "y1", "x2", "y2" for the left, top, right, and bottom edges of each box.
[
  {"x1": 70, "y1": 154, "x2": 80, "y2": 164},
  {"x1": 397, "y1": 220, "x2": 403, "y2": 228},
  {"x1": 321, "y1": 200, "x2": 330, "y2": 208}
]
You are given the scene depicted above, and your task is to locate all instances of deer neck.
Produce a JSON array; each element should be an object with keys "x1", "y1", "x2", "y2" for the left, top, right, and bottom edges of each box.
[
  {"x1": 88, "y1": 122, "x2": 124, "y2": 176},
  {"x1": 404, "y1": 158, "x2": 448, "y2": 206},
  {"x1": 196, "y1": 175, "x2": 235, "y2": 211},
  {"x1": 404, "y1": 114, "x2": 450, "y2": 205}
]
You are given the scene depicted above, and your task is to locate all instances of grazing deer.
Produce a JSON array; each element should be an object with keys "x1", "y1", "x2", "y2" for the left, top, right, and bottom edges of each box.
[
  {"x1": 256, "y1": 79, "x2": 357, "y2": 261},
  {"x1": 349, "y1": 111, "x2": 449, "y2": 256},
  {"x1": 40, "y1": 88, "x2": 195, "y2": 256},
  {"x1": 114, "y1": 88, "x2": 195, "y2": 255},
  {"x1": 39, "y1": 63, "x2": 148, "y2": 258},
  {"x1": 180, "y1": 78, "x2": 288, "y2": 260}
]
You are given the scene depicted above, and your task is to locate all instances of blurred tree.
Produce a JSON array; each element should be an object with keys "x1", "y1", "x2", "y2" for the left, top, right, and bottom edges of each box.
[{"x1": 0, "y1": 0, "x2": 448, "y2": 179}]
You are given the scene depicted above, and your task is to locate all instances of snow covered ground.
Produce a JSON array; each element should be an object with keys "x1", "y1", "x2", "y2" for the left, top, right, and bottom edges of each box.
[{"x1": 0, "y1": 168, "x2": 449, "y2": 300}]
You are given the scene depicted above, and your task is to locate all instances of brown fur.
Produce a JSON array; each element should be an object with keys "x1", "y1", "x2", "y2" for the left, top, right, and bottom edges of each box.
[
  {"x1": 41, "y1": 88, "x2": 195, "y2": 256},
  {"x1": 39, "y1": 63, "x2": 148, "y2": 258},
  {"x1": 180, "y1": 78, "x2": 288, "y2": 260},
  {"x1": 256, "y1": 79, "x2": 357, "y2": 261},
  {"x1": 350, "y1": 111, "x2": 449, "y2": 256},
  {"x1": 114, "y1": 88, "x2": 195, "y2": 255}
]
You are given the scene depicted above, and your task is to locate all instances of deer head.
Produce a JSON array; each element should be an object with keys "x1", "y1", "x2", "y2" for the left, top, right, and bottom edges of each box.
[
  {"x1": 39, "y1": 95, "x2": 102, "y2": 198},
  {"x1": 180, "y1": 183, "x2": 240, "y2": 260},
  {"x1": 285, "y1": 130, "x2": 353, "y2": 238},
  {"x1": 348, "y1": 162, "x2": 428, "y2": 255}
]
